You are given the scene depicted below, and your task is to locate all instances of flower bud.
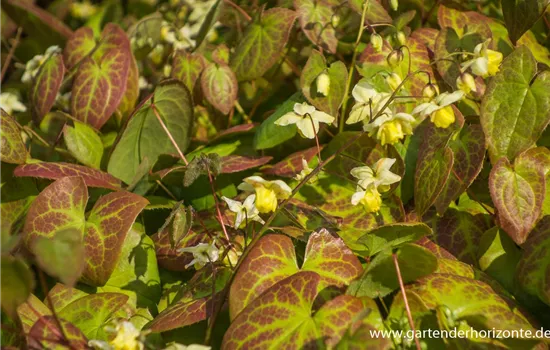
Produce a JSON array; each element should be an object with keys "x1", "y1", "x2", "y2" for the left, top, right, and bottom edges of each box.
[
  {"x1": 255, "y1": 187, "x2": 278, "y2": 213},
  {"x1": 387, "y1": 49, "x2": 403, "y2": 69},
  {"x1": 390, "y1": 0, "x2": 399, "y2": 11},
  {"x1": 370, "y1": 33, "x2": 383, "y2": 52},
  {"x1": 331, "y1": 14, "x2": 341, "y2": 27},
  {"x1": 316, "y1": 71, "x2": 330, "y2": 96},
  {"x1": 456, "y1": 73, "x2": 476, "y2": 95},
  {"x1": 422, "y1": 83, "x2": 439, "y2": 99},
  {"x1": 385, "y1": 72, "x2": 402, "y2": 91},
  {"x1": 360, "y1": 187, "x2": 382, "y2": 213},
  {"x1": 430, "y1": 105, "x2": 455, "y2": 129},
  {"x1": 396, "y1": 31, "x2": 406, "y2": 46}
]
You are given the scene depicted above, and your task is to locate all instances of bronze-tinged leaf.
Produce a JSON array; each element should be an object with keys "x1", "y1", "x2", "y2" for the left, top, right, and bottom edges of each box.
[
  {"x1": 220, "y1": 155, "x2": 272, "y2": 173},
  {"x1": 14, "y1": 162, "x2": 122, "y2": 190},
  {"x1": 171, "y1": 51, "x2": 207, "y2": 92},
  {"x1": 63, "y1": 26, "x2": 95, "y2": 69},
  {"x1": 348, "y1": 0, "x2": 391, "y2": 24},
  {"x1": 152, "y1": 226, "x2": 205, "y2": 272},
  {"x1": 230, "y1": 7, "x2": 297, "y2": 81},
  {"x1": 30, "y1": 52, "x2": 65, "y2": 121},
  {"x1": 17, "y1": 294, "x2": 52, "y2": 334},
  {"x1": 295, "y1": 0, "x2": 338, "y2": 53},
  {"x1": 1, "y1": 110, "x2": 27, "y2": 164},
  {"x1": 410, "y1": 28, "x2": 439, "y2": 51},
  {"x1": 70, "y1": 48, "x2": 130, "y2": 129},
  {"x1": 81, "y1": 191, "x2": 149, "y2": 286},
  {"x1": 200, "y1": 63, "x2": 238, "y2": 115},
  {"x1": 147, "y1": 295, "x2": 217, "y2": 333},
  {"x1": 263, "y1": 146, "x2": 319, "y2": 178},
  {"x1": 489, "y1": 157, "x2": 545, "y2": 244},
  {"x1": 28, "y1": 316, "x2": 89, "y2": 350}
]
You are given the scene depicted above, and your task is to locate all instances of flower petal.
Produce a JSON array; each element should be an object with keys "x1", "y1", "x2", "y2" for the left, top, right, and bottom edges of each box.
[
  {"x1": 438, "y1": 90, "x2": 464, "y2": 107},
  {"x1": 293, "y1": 102, "x2": 316, "y2": 116},
  {"x1": 275, "y1": 112, "x2": 302, "y2": 126},
  {"x1": 350, "y1": 166, "x2": 374, "y2": 181},
  {"x1": 270, "y1": 180, "x2": 292, "y2": 199},
  {"x1": 296, "y1": 117, "x2": 318, "y2": 139},
  {"x1": 311, "y1": 110, "x2": 335, "y2": 124},
  {"x1": 351, "y1": 191, "x2": 365, "y2": 206},
  {"x1": 352, "y1": 80, "x2": 377, "y2": 103},
  {"x1": 221, "y1": 196, "x2": 243, "y2": 213}
]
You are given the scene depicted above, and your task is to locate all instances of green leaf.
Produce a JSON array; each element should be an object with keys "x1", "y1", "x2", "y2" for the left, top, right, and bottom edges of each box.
[
  {"x1": 108, "y1": 80, "x2": 194, "y2": 184},
  {"x1": 63, "y1": 121, "x2": 104, "y2": 169},
  {"x1": 30, "y1": 52, "x2": 65, "y2": 121},
  {"x1": 481, "y1": 46, "x2": 550, "y2": 163},
  {"x1": 200, "y1": 63, "x2": 238, "y2": 115},
  {"x1": 516, "y1": 216, "x2": 550, "y2": 306},
  {"x1": 502, "y1": 0, "x2": 550, "y2": 45},
  {"x1": 357, "y1": 222, "x2": 432, "y2": 257},
  {"x1": 194, "y1": 0, "x2": 222, "y2": 50},
  {"x1": 300, "y1": 50, "x2": 347, "y2": 117},
  {"x1": 229, "y1": 230, "x2": 363, "y2": 319},
  {"x1": 32, "y1": 228, "x2": 85, "y2": 286},
  {"x1": 70, "y1": 48, "x2": 130, "y2": 129},
  {"x1": 57, "y1": 292, "x2": 129, "y2": 340},
  {"x1": 224, "y1": 272, "x2": 371, "y2": 348},
  {"x1": 171, "y1": 51, "x2": 207, "y2": 92},
  {"x1": 295, "y1": 0, "x2": 338, "y2": 52},
  {"x1": 253, "y1": 92, "x2": 304, "y2": 150},
  {"x1": 1, "y1": 255, "x2": 34, "y2": 318},
  {"x1": 489, "y1": 156, "x2": 545, "y2": 245},
  {"x1": 0, "y1": 110, "x2": 27, "y2": 164},
  {"x1": 348, "y1": 0, "x2": 391, "y2": 23},
  {"x1": 347, "y1": 244, "x2": 438, "y2": 298},
  {"x1": 230, "y1": 7, "x2": 297, "y2": 81}
]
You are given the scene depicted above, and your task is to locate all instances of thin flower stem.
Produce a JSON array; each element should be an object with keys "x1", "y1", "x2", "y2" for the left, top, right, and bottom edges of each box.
[
  {"x1": 307, "y1": 114, "x2": 323, "y2": 162},
  {"x1": 234, "y1": 100, "x2": 251, "y2": 124},
  {"x1": 392, "y1": 253, "x2": 422, "y2": 350},
  {"x1": 339, "y1": 0, "x2": 370, "y2": 132},
  {"x1": 151, "y1": 104, "x2": 189, "y2": 165},
  {"x1": 223, "y1": 0, "x2": 251, "y2": 21},
  {"x1": 1, "y1": 27, "x2": 23, "y2": 82},
  {"x1": 206, "y1": 165, "x2": 231, "y2": 243},
  {"x1": 156, "y1": 180, "x2": 178, "y2": 200}
]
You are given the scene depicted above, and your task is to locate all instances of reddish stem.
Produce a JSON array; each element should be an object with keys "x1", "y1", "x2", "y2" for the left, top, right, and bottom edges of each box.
[
  {"x1": 1, "y1": 27, "x2": 22, "y2": 82},
  {"x1": 152, "y1": 104, "x2": 189, "y2": 166}
]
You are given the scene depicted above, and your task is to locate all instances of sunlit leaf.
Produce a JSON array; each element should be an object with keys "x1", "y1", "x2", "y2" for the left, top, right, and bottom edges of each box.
[
  {"x1": 0, "y1": 110, "x2": 27, "y2": 164},
  {"x1": 63, "y1": 121, "x2": 104, "y2": 169}
]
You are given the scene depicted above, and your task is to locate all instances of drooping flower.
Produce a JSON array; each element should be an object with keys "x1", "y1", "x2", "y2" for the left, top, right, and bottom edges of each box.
[
  {"x1": 222, "y1": 194, "x2": 264, "y2": 229},
  {"x1": 370, "y1": 33, "x2": 383, "y2": 52},
  {"x1": 178, "y1": 242, "x2": 219, "y2": 269},
  {"x1": 385, "y1": 72, "x2": 402, "y2": 91},
  {"x1": 461, "y1": 40, "x2": 503, "y2": 78},
  {"x1": 275, "y1": 103, "x2": 334, "y2": 139},
  {"x1": 363, "y1": 112, "x2": 415, "y2": 145},
  {"x1": 412, "y1": 90, "x2": 464, "y2": 128},
  {"x1": 295, "y1": 158, "x2": 315, "y2": 182},
  {"x1": 350, "y1": 158, "x2": 402, "y2": 193},
  {"x1": 346, "y1": 80, "x2": 391, "y2": 125},
  {"x1": 456, "y1": 73, "x2": 476, "y2": 95},
  {"x1": 0, "y1": 92, "x2": 27, "y2": 114},
  {"x1": 238, "y1": 176, "x2": 292, "y2": 213},
  {"x1": 70, "y1": 0, "x2": 98, "y2": 19},
  {"x1": 351, "y1": 183, "x2": 382, "y2": 213}
]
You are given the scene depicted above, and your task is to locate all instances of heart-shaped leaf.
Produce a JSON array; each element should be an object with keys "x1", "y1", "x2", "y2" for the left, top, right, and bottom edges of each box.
[
  {"x1": 301, "y1": 50, "x2": 347, "y2": 117},
  {"x1": 201, "y1": 63, "x2": 238, "y2": 115},
  {"x1": 14, "y1": 162, "x2": 122, "y2": 190},
  {"x1": 229, "y1": 230, "x2": 362, "y2": 319},
  {"x1": 357, "y1": 222, "x2": 432, "y2": 257},
  {"x1": 70, "y1": 48, "x2": 130, "y2": 129},
  {"x1": 108, "y1": 80, "x2": 194, "y2": 184},
  {"x1": 295, "y1": 0, "x2": 338, "y2": 53},
  {"x1": 171, "y1": 51, "x2": 207, "y2": 92},
  {"x1": 348, "y1": 0, "x2": 391, "y2": 23},
  {"x1": 0, "y1": 110, "x2": 27, "y2": 164},
  {"x1": 63, "y1": 121, "x2": 104, "y2": 169},
  {"x1": 481, "y1": 46, "x2": 550, "y2": 163},
  {"x1": 230, "y1": 7, "x2": 297, "y2": 81},
  {"x1": 30, "y1": 52, "x2": 65, "y2": 121},
  {"x1": 502, "y1": 0, "x2": 550, "y2": 45},
  {"x1": 489, "y1": 156, "x2": 545, "y2": 244},
  {"x1": 152, "y1": 225, "x2": 206, "y2": 272},
  {"x1": 63, "y1": 26, "x2": 96, "y2": 69}
]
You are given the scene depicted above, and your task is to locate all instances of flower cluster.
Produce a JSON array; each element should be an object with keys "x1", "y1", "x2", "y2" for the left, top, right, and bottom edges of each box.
[{"x1": 20, "y1": 46, "x2": 61, "y2": 83}]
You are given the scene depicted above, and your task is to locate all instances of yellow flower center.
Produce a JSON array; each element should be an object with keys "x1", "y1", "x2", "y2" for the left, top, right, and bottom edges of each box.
[
  {"x1": 430, "y1": 105, "x2": 455, "y2": 129},
  {"x1": 360, "y1": 188, "x2": 382, "y2": 213},
  {"x1": 254, "y1": 186, "x2": 278, "y2": 213},
  {"x1": 378, "y1": 120, "x2": 404, "y2": 145},
  {"x1": 486, "y1": 49, "x2": 503, "y2": 76}
]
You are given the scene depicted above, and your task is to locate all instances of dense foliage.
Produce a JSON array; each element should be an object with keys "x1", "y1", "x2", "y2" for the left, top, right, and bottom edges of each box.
[{"x1": 1, "y1": 0, "x2": 550, "y2": 349}]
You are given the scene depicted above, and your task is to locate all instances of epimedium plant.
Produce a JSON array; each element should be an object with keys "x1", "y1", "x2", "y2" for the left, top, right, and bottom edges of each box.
[{"x1": 1, "y1": 0, "x2": 550, "y2": 349}]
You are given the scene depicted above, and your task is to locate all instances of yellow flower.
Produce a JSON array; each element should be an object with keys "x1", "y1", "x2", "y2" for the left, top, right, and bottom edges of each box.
[
  {"x1": 456, "y1": 73, "x2": 476, "y2": 95},
  {"x1": 110, "y1": 322, "x2": 143, "y2": 350},
  {"x1": 238, "y1": 176, "x2": 292, "y2": 214},
  {"x1": 430, "y1": 105, "x2": 455, "y2": 129},
  {"x1": 461, "y1": 40, "x2": 503, "y2": 78},
  {"x1": 370, "y1": 34, "x2": 383, "y2": 52},
  {"x1": 486, "y1": 49, "x2": 503, "y2": 76},
  {"x1": 364, "y1": 112, "x2": 415, "y2": 146},
  {"x1": 351, "y1": 184, "x2": 382, "y2": 213}
]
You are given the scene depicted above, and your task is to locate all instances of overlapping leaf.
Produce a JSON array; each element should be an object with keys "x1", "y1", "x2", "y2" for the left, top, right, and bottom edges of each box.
[
  {"x1": 357, "y1": 222, "x2": 432, "y2": 257},
  {"x1": 152, "y1": 226, "x2": 205, "y2": 272},
  {"x1": 30, "y1": 52, "x2": 65, "y2": 121},
  {"x1": 201, "y1": 63, "x2": 238, "y2": 115},
  {"x1": 348, "y1": 0, "x2": 391, "y2": 23},
  {"x1": 171, "y1": 51, "x2": 207, "y2": 92},
  {"x1": 1, "y1": 256, "x2": 34, "y2": 318},
  {"x1": 63, "y1": 122, "x2": 104, "y2": 169},
  {"x1": 14, "y1": 162, "x2": 121, "y2": 189},
  {"x1": 502, "y1": 0, "x2": 549, "y2": 44},
  {"x1": 229, "y1": 230, "x2": 362, "y2": 319},
  {"x1": 230, "y1": 7, "x2": 297, "y2": 81},
  {"x1": 220, "y1": 155, "x2": 272, "y2": 173},
  {"x1": 28, "y1": 316, "x2": 89, "y2": 350},
  {"x1": 295, "y1": 0, "x2": 338, "y2": 53},
  {"x1": 0, "y1": 110, "x2": 27, "y2": 164},
  {"x1": 481, "y1": 46, "x2": 550, "y2": 162},
  {"x1": 63, "y1": 27, "x2": 96, "y2": 69}
]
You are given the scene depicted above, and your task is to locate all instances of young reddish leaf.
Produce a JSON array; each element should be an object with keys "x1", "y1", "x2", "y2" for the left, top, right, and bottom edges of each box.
[
  {"x1": 147, "y1": 295, "x2": 216, "y2": 333},
  {"x1": 200, "y1": 63, "x2": 238, "y2": 115},
  {"x1": 348, "y1": 0, "x2": 391, "y2": 23},
  {"x1": 57, "y1": 293, "x2": 129, "y2": 340},
  {"x1": 435, "y1": 125, "x2": 486, "y2": 214},
  {"x1": 63, "y1": 26, "x2": 96, "y2": 69},
  {"x1": 263, "y1": 146, "x2": 318, "y2": 178},
  {"x1": 1, "y1": 256, "x2": 35, "y2": 318},
  {"x1": 481, "y1": 46, "x2": 550, "y2": 163},
  {"x1": 47, "y1": 283, "x2": 89, "y2": 312},
  {"x1": 118, "y1": 54, "x2": 140, "y2": 118},
  {"x1": 171, "y1": 51, "x2": 207, "y2": 92},
  {"x1": 437, "y1": 4, "x2": 492, "y2": 36},
  {"x1": 17, "y1": 294, "x2": 52, "y2": 334},
  {"x1": 225, "y1": 272, "x2": 369, "y2": 349},
  {"x1": 212, "y1": 44, "x2": 230, "y2": 65},
  {"x1": 22, "y1": 176, "x2": 88, "y2": 249},
  {"x1": 82, "y1": 191, "x2": 149, "y2": 286},
  {"x1": 301, "y1": 50, "x2": 348, "y2": 117},
  {"x1": 70, "y1": 48, "x2": 130, "y2": 129},
  {"x1": 295, "y1": 0, "x2": 338, "y2": 53},
  {"x1": 410, "y1": 28, "x2": 439, "y2": 51},
  {"x1": 229, "y1": 230, "x2": 362, "y2": 319},
  {"x1": 490, "y1": 156, "x2": 545, "y2": 245},
  {"x1": 230, "y1": 7, "x2": 297, "y2": 81},
  {"x1": 220, "y1": 155, "x2": 272, "y2": 173},
  {"x1": 14, "y1": 162, "x2": 122, "y2": 190},
  {"x1": 93, "y1": 23, "x2": 132, "y2": 60},
  {"x1": 28, "y1": 316, "x2": 89, "y2": 350},
  {"x1": 1, "y1": 110, "x2": 27, "y2": 164},
  {"x1": 432, "y1": 208, "x2": 490, "y2": 265},
  {"x1": 516, "y1": 216, "x2": 550, "y2": 306},
  {"x1": 210, "y1": 123, "x2": 256, "y2": 143},
  {"x1": 152, "y1": 226, "x2": 205, "y2": 272},
  {"x1": 30, "y1": 52, "x2": 65, "y2": 121}
]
